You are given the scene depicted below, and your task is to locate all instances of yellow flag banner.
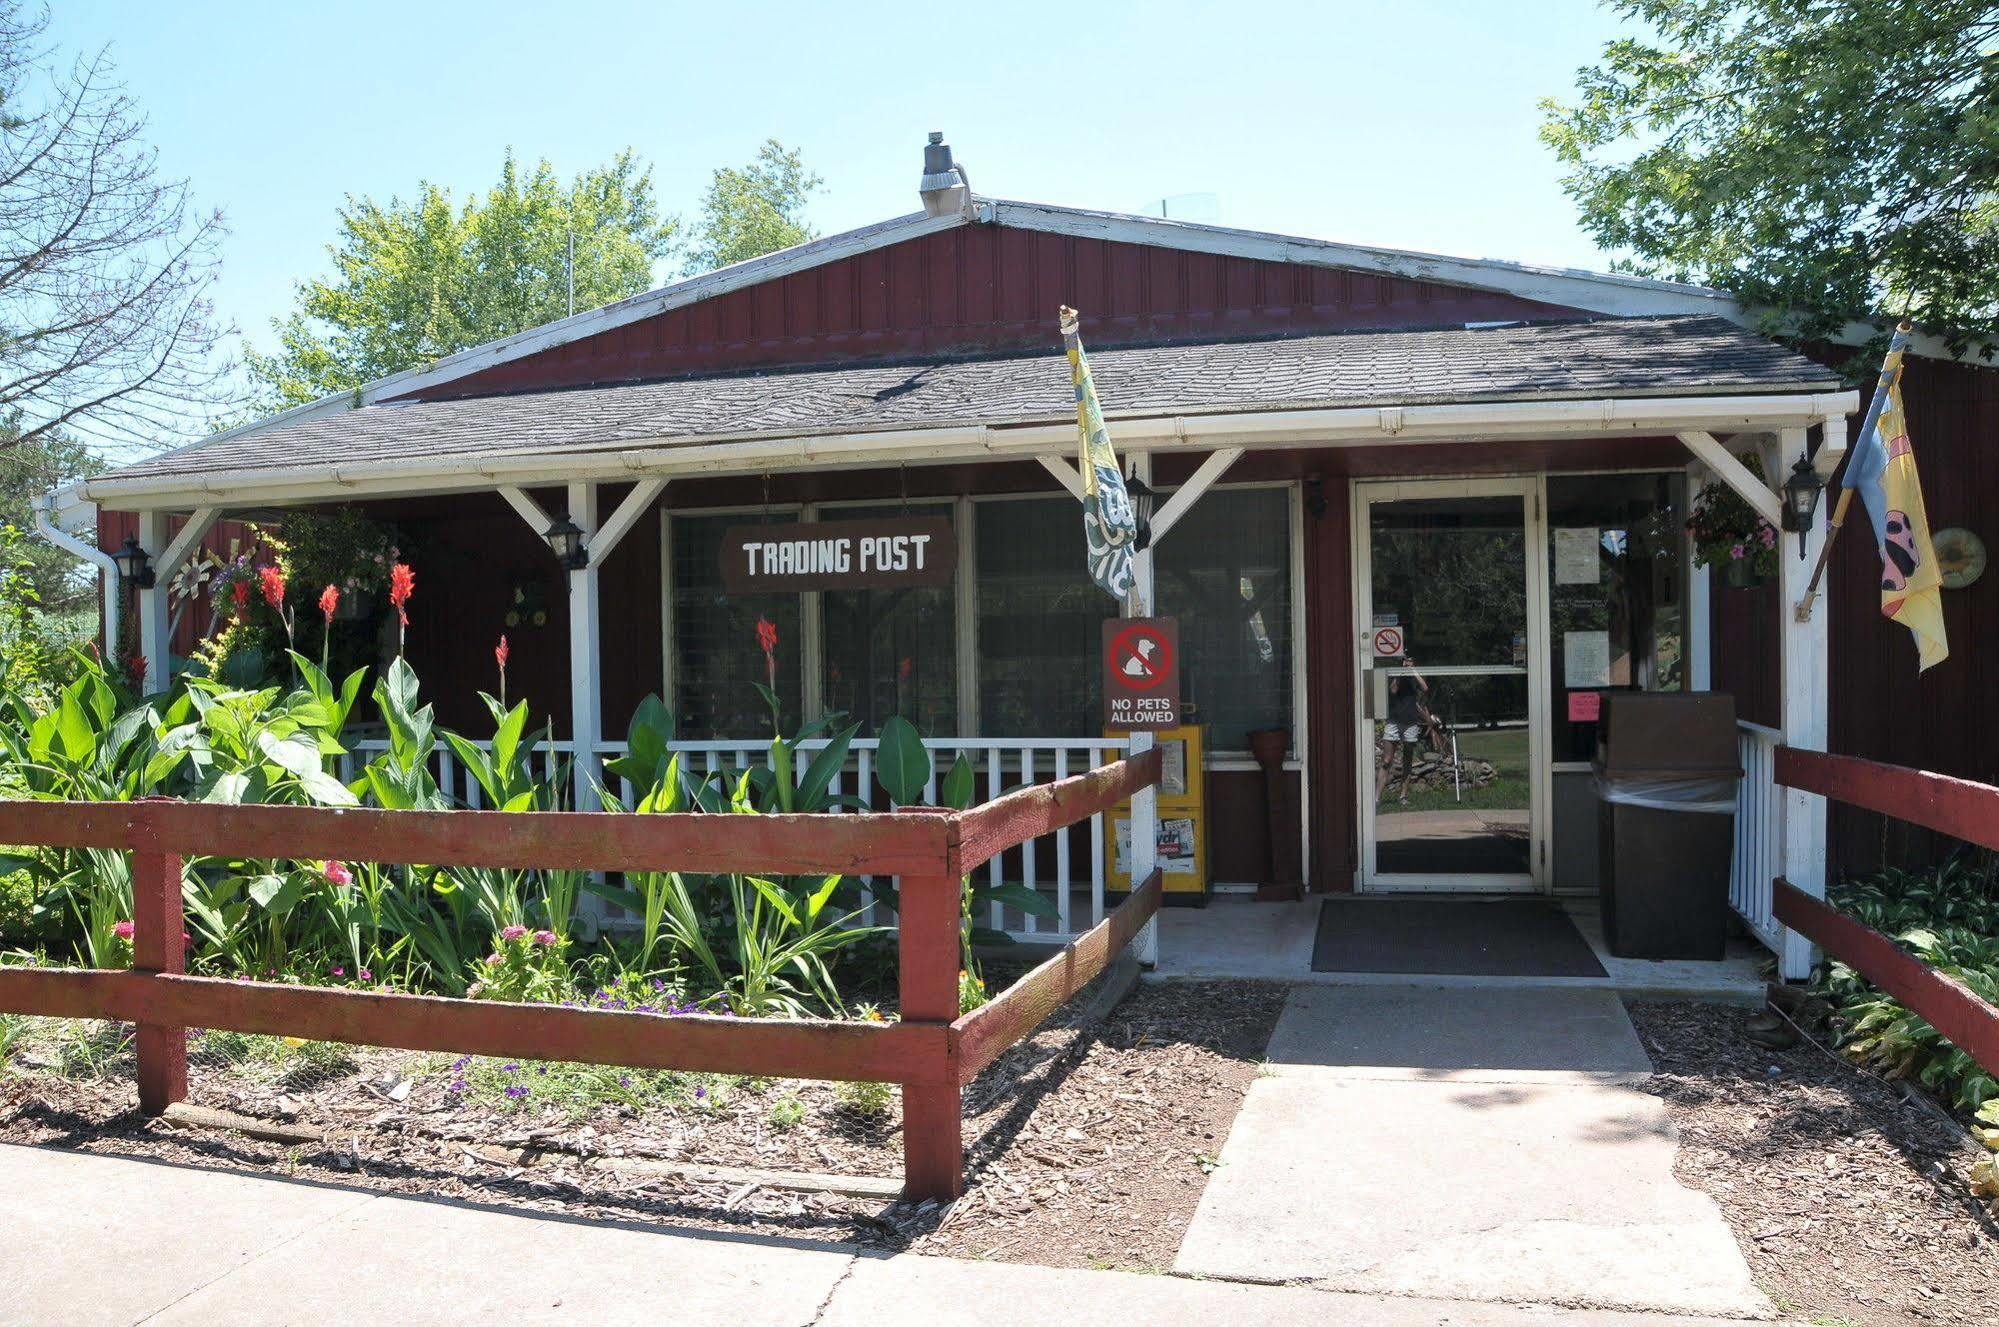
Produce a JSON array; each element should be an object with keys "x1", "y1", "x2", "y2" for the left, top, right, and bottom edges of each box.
[{"x1": 1846, "y1": 341, "x2": 1948, "y2": 671}]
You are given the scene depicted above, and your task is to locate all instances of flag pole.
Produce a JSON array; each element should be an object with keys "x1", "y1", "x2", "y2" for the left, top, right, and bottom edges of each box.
[{"x1": 1794, "y1": 322, "x2": 1913, "y2": 623}]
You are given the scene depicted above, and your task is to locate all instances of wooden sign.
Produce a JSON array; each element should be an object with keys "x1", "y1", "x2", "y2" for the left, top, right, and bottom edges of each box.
[
  {"x1": 1103, "y1": 616, "x2": 1180, "y2": 730},
  {"x1": 719, "y1": 516, "x2": 956, "y2": 593}
]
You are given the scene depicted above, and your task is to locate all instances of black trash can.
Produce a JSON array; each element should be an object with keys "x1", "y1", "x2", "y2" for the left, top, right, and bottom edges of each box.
[{"x1": 1592, "y1": 692, "x2": 1741, "y2": 960}]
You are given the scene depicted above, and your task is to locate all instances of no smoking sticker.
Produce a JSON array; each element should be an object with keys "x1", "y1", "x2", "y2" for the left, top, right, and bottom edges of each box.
[
  {"x1": 1372, "y1": 625, "x2": 1405, "y2": 658},
  {"x1": 1103, "y1": 617, "x2": 1180, "y2": 729}
]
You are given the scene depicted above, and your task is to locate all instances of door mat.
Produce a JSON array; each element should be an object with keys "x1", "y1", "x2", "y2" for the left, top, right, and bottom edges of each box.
[{"x1": 1310, "y1": 898, "x2": 1607, "y2": 978}]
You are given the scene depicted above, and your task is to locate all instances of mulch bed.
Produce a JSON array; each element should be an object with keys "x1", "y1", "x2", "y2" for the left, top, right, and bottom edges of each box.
[
  {"x1": 0, "y1": 977, "x2": 1285, "y2": 1270},
  {"x1": 1627, "y1": 1000, "x2": 1998, "y2": 1327}
]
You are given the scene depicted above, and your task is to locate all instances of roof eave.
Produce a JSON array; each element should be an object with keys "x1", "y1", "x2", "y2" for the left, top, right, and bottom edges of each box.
[{"x1": 79, "y1": 383, "x2": 1855, "y2": 513}]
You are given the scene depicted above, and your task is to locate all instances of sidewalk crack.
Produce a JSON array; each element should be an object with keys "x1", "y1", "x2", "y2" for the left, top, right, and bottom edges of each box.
[{"x1": 805, "y1": 1254, "x2": 863, "y2": 1326}]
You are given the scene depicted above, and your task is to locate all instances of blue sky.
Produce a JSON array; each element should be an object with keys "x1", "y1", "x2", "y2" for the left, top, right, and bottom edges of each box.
[{"x1": 51, "y1": 0, "x2": 1638, "y2": 362}]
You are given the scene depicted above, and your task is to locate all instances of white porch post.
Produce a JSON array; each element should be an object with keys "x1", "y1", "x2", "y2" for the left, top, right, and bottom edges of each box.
[
  {"x1": 136, "y1": 511, "x2": 169, "y2": 692},
  {"x1": 1684, "y1": 467, "x2": 1711, "y2": 691},
  {"x1": 1776, "y1": 426, "x2": 1827, "y2": 980},
  {"x1": 1127, "y1": 452, "x2": 1159, "y2": 966},
  {"x1": 566, "y1": 482, "x2": 601, "y2": 812},
  {"x1": 135, "y1": 506, "x2": 221, "y2": 692}
]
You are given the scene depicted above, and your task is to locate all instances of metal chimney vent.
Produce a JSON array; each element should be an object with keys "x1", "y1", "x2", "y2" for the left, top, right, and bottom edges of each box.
[{"x1": 918, "y1": 131, "x2": 971, "y2": 218}]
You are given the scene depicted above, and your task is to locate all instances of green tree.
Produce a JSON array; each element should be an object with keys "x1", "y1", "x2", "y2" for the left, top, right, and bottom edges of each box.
[
  {"x1": 685, "y1": 138, "x2": 823, "y2": 274},
  {"x1": 1541, "y1": 1, "x2": 1999, "y2": 356},
  {"x1": 247, "y1": 150, "x2": 678, "y2": 410},
  {"x1": 0, "y1": 414, "x2": 101, "y2": 616}
]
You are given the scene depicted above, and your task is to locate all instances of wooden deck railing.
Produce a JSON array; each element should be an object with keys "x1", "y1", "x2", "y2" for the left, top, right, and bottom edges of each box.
[
  {"x1": 1772, "y1": 746, "x2": 1999, "y2": 1077},
  {"x1": 0, "y1": 748, "x2": 1163, "y2": 1201}
]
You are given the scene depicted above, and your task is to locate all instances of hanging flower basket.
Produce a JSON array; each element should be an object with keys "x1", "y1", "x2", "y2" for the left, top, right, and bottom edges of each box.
[{"x1": 1688, "y1": 454, "x2": 1779, "y2": 589}]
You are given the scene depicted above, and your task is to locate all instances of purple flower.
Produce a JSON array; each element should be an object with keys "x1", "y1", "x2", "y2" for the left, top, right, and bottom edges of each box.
[
  {"x1": 694, "y1": 1086, "x2": 708, "y2": 1100},
  {"x1": 501, "y1": 1063, "x2": 519, "y2": 1073},
  {"x1": 650, "y1": 978, "x2": 666, "y2": 992},
  {"x1": 618, "y1": 1075, "x2": 633, "y2": 1088},
  {"x1": 448, "y1": 1079, "x2": 467, "y2": 1093},
  {"x1": 503, "y1": 1085, "x2": 529, "y2": 1099},
  {"x1": 450, "y1": 1056, "x2": 469, "y2": 1071}
]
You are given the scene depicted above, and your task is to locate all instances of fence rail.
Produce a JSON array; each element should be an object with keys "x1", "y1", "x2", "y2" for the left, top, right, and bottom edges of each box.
[
  {"x1": 0, "y1": 747, "x2": 1164, "y2": 1201},
  {"x1": 339, "y1": 734, "x2": 1131, "y2": 943},
  {"x1": 1772, "y1": 745, "x2": 1999, "y2": 1080}
]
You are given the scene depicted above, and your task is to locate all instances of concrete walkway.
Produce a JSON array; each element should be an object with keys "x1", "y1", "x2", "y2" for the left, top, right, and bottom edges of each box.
[
  {"x1": 1173, "y1": 985, "x2": 1772, "y2": 1319},
  {"x1": 0, "y1": 1141, "x2": 1787, "y2": 1327}
]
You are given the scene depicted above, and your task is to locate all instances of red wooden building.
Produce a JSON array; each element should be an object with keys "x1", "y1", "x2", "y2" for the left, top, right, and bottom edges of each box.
[{"x1": 46, "y1": 137, "x2": 1985, "y2": 981}]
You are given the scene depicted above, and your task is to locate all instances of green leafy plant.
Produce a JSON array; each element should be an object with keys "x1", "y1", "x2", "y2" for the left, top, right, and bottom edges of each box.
[{"x1": 1815, "y1": 856, "x2": 1999, "y2": 1113}]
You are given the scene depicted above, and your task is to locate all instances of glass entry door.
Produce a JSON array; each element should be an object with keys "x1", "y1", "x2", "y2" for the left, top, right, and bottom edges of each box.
[{"x1": 1355, "y1": 478, "x2": 1548, "y2": 891}]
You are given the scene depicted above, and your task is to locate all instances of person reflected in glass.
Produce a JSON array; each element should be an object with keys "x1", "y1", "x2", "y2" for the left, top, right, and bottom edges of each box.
[{"x1": 1377, "y1": 654, "x2": 1431, "y2": 806}]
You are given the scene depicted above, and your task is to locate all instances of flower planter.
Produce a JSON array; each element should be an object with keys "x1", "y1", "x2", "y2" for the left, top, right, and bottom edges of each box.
[{"x1": 1720, "y1": 558, "x2": 1765, "y2": 590}]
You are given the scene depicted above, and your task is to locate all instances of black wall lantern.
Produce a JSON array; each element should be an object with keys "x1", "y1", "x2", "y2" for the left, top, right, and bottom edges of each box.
[
  {"x1": 1780, "y1": 457, "x2": 1825, "y2": 554},
  {"x1": 111, "y1": 535, "x2": 155, "y2": 589},
  {"x1": 544, "y1": 514, "x2": 589, "y2": 571}
]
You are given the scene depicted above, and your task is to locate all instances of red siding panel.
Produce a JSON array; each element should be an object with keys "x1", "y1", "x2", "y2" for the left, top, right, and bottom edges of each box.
[{"x1": 399, "y1": 225, "x2": 1588, "y2": 401}]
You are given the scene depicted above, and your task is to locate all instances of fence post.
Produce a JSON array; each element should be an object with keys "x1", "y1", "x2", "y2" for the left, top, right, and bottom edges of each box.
[
  {"x1": 131, "y1": 811, "x2": 187, "y2": 1114},
  {"x1": 898, "y1": 865, "x2": 964, "y2": 1202}
]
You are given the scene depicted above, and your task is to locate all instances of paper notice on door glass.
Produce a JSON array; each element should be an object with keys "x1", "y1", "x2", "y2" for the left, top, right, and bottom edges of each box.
[
  {"x1": 1555, "y1": 527, "x2": 1601, "y2": 585},
  {"x1": 1563, "y1": 630, "x2": 1611, "y2": 688},
  {"x1": 1159, "y1": 737, "x2": 1188, "y2": 797}
]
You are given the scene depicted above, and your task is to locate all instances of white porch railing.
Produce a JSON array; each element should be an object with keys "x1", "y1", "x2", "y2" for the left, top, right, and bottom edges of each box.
[
  {"x1": 1729, "y1": 720, "x2": 1785, "y2": 955},
  {"x1": 338, "y1": 735, "x2": 1132, "y2": 943}
]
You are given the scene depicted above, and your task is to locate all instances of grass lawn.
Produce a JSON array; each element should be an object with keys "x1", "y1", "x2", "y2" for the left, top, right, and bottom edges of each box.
[{"x1": 1374, "y1": 724, "x2": 1530, "y2": 814}]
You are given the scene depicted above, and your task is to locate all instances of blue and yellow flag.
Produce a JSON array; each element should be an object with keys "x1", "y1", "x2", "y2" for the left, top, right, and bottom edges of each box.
[
  {"x1": 1843, "y1": 328, "x2": 1948, "y2": 671},
  {"x1": 1059, "y1": 306, "x2": 1137, "y2": 601}
]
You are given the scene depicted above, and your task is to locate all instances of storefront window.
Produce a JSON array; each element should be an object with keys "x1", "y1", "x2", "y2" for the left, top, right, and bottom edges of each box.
[
  {"x1": 977, "y1": 488, "x2": 1293, "y2": 748},
  {"x1": 1156, "y1": 487, "x2": 1293, "y2": 750},
  {"x1": 669, "y1": 511, "x2": 803, "y2": 738},
  {"x1": 820, "y1": 503, "x2": 958, "y2": 732},
  {"x1": 1545, "y1": 473, "x2": 1685, "y2": 761},
  {"x1": 976, "y1": 498, "x2": 1113, "y2": 739}
]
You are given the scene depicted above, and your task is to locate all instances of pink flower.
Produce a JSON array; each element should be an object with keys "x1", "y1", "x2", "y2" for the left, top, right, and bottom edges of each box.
[
  {"x1": 1730, "y1": 543, "x2": 1745, "y2": 559},
  {"x1": 112, "y1": 920, "x2": 135, "y2": 940},
  {"x1": 532, "y1": 929, "x2": 558, "y2": 947},
  {"x1": 358, "y1": 968, "x2": 373, "y2": 982},
  {"x1": 485, "y1": 953, "x2": 505, "y2": 966},
  {"x1": 330, "y1": 965, "x2": 345, "y2": 978},
  {"x1": 323, "y1": 861, "x2": 353, "y2": 887},
  {"x1": 500, "y1": 924, "x2": 528, "y2": 941},
  {"x1": 1759, "y1": 525, "x2": 1776, "y2": 547}
]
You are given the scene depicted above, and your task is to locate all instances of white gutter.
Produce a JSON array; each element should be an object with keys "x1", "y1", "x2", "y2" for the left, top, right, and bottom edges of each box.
[
  {"x1": 77, "y1": 389, "x2": 1858, "y2": 513},
  {"x1": 32, "y1": 492, "x2": 119, "y2": 659}
]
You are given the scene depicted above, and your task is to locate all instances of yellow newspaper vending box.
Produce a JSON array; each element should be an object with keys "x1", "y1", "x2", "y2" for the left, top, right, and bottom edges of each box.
[{"x1": 1105, "y1": 724, "x2": 1207, "y2": 904}]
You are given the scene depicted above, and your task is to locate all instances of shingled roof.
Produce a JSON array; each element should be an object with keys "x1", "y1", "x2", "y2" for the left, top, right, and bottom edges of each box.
[{"x1": 99, "y1": 315, "x2": 1839, "y2": 487}]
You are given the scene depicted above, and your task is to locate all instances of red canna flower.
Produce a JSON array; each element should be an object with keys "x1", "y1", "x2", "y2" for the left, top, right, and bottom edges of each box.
[
  {"x1": 388, "y1": 562, "x2": 415, "y2": 655},
  {"x1": 495, "y1": 634, "x2": 510, "y2": 670},
  {"x1": 125, "y1": 653, "x2": 146, "y2": 688},
  {"x1": 318, "y1": 584, "x2": 339, "y2": 624},
  {"x1": 231, "y1": 580, "x2": 250, "y2": 616},
  {"x1": 388, "y1": 562, "x2": 415, "y2": 621},
  {"x1": 755, "y1": 616, "x2": 778, "y2": 690},
  {"x1": 258, "y1": 564, "x2": 286, "y2": 610}
]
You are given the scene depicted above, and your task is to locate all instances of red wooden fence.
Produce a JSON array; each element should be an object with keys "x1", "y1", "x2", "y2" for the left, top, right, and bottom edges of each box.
[
  {"x1": 1773, "y1": 746, "x2": 1999, "y2": 1078},
  {"x1": 0, "y1": 749, "x2": 1163, "y2": 1201}
]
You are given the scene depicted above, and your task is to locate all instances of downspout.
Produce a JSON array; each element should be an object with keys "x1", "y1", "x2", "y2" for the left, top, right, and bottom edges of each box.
[{"x1": 31, "y1": 491, "x2": 120, "y2": 660}]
